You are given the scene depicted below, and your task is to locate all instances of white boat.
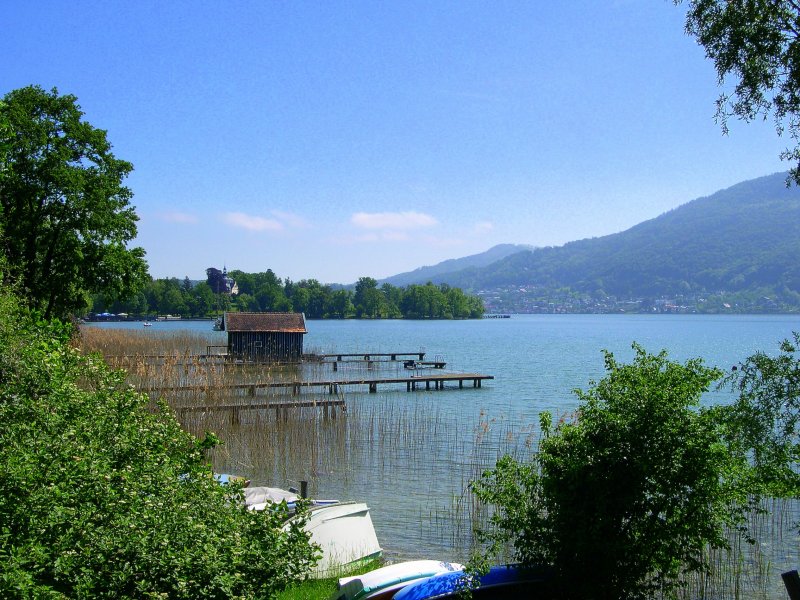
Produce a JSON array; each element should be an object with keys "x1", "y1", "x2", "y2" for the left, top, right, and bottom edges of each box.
[
  {"x1": 330, "y1": 560, "x2": 464, "y2": 600},
  {"x1": 285, "y1": 502, "x2": 382, "y2": 579},
  {"x1": 242, "y1": 485, "x2": 338, "y2": 512}
]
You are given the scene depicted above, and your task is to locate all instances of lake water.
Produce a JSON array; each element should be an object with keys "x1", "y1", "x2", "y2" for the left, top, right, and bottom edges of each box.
[{"x1": 86, "y1": 314, "x2": 800, "y2": 571}]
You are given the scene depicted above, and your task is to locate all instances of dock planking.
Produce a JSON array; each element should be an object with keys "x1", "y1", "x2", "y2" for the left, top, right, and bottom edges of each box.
[
  {"x1": 175, "y1": 398, "x2": 346, "y2": 424},
  {"x1": 147, "y1": 372, "x2": 493, "y2": 396},
  {"x1": 304, "y1": 352, "x2": 426, "y2": 362}
]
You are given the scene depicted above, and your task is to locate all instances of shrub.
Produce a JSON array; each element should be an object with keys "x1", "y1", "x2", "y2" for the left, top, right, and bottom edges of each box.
[
  {"x1": 716, "y1": 332, "x2": 800, "y2": 500},
  {"x1": 0, "y1": 290, "x2": 317, "y2": 598},
  {"x1": 471, "y1": 345, "x2": 746, "y2": 599}
]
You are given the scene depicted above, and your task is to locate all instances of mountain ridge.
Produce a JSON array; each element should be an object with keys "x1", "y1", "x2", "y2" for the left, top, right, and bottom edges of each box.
[
  {"x1": 379, "y1": 172, "x2": 800, "y2": 309},
  {"x1": 376, "y1": 243, "x2": 532, "y2": 287}
]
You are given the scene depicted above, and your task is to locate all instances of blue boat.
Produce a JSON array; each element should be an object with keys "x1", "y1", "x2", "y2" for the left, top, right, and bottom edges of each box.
[{"x1": 391, "y1": 564, "x2": 555, "y2": 600}]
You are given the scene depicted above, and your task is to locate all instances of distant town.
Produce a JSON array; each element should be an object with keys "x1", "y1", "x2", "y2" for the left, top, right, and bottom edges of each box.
[{"x1": 477, "y1": 286, "x2": 797, "y2": 314}]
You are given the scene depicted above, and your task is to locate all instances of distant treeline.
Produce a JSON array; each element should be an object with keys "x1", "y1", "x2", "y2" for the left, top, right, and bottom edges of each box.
[{"x1": 91, "y1": 269, "x2": 484, "y2": 319}]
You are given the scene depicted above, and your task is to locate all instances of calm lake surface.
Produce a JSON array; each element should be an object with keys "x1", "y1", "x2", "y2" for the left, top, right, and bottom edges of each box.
[{"x1": 87, "y1": 314, "x2": 800, "y2": 568}]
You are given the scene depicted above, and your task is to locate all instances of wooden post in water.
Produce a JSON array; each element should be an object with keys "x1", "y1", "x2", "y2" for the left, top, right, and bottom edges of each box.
[{"x1": 782, "y1": 570, "x2": 800, "y2": 600}]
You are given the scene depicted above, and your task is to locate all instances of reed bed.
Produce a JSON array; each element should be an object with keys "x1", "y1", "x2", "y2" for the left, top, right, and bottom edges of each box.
[{"x1": 79, "y1": 325, "x2": 800, "y2": 598}]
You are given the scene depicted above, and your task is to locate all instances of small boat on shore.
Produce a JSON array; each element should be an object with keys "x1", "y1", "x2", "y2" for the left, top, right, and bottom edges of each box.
[
  {"x1": 216, "y1": 475, "x2": 379, "y2": 578},
  {"x1": 392, "y1": 564, "x2": 555, "y2": 599},
  {"x1": 329, "y1": 560, "x2": 464, "y2": 600},
  {"x1": 243, "y1": 485, "x2": 338, "y2": 512},
  {"x1": 288, "y1": 502, "x2": 382, "y2": 579}
]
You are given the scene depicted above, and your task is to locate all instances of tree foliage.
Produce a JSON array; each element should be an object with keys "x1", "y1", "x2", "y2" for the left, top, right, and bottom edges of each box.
[
  {"x1": 0, "y1": 289, "x2": 317, "y2": 597},
  {"x1": 471, "y1": 345, "x2": 745, "y2": 599},
  {"x1": 0, "y1": 86, "x2": 148, "y2": 319},
  {"x1": 680, "y1": 1, "x2": 800, "y2": 184},
  {"x1": 716, "y1": 332, "x2": 800, "y2": 499},
  {"x1": 94, "y1": 271, "x2": 484, "y2": 320}
]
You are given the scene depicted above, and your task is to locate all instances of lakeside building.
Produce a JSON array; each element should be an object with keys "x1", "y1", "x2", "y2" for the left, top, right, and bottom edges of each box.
[{"x1": 222, "y1": 312, "x2": 306, "y2": 363}]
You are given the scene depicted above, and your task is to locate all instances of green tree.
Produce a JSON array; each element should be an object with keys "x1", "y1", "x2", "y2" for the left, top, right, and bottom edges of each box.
[
  {"x1": 232, "y1": 291, "x2": 260, "y2": 313},
  {"x1": 0, "y1": 289, "x2": 317, "y2": 597},
  {"x1": 326, "y1": 289, "x2": 355, "y2": 318},
  {"x1": 379, "y1": 283, "x2": 404, "y2": 318},
  {"x1": 680, "y1": 1, "x2": 800, "y2": 184},
  {"x1": 716, "y1": 332, "x2": 800, "y2": 499},
  {"x1": 189, "y1": 281, "x2": 215, "y2": 317},
  {"x1": 354, "y1": 277, "x2": 385, "y2": 318},
  {"x1": 471, "y1": 345, "x2": 745, "y2": 599},
  {"x1": 206, "y1": 267, "x2": 227, "y2": 294},
  {"x1": 0, "y1": 86, "x2": 148, "y2": 319}
]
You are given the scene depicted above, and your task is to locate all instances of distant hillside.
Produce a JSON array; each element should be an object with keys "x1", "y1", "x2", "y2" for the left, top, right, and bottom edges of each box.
[
  {"x1": 411, "y1": 173, "x2": 800, "y2": 299},
  {"x1": 377, "y1": 243, "x2": 532, "y2": 287}
]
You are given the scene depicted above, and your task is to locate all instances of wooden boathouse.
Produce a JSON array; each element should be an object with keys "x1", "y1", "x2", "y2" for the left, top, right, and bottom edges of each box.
[{"x1": 222, "y1": 312, "x2": 306, "y2": 363}]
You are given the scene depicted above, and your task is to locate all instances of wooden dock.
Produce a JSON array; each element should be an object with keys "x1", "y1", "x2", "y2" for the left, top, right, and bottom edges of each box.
[
  {"x1": 175, "y1": 398, "x2": 346, "y2": 424},
  {"x1": 304, "y1": 351, "x2": 426, "y2": 362},
  {"x1": 147, "y1": 372, "x2": 493, "y2": 396}
]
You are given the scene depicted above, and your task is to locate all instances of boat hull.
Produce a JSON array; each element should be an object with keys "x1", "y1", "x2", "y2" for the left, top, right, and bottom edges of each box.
[
  {"x1": 286, "y1": 502, "x2": 382, "y2": 579},
  {"x1": 330, "y1": 560, "x2": 463, "y2": 600}
]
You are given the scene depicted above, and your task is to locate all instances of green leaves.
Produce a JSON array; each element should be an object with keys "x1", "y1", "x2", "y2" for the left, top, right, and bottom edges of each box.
[
  {"x1": 471, "y1": 344, "x2": 745, "y2": 599},
  {"x1": 719, "y1": 332, "x2": 800, "y2": 499},
  {"x1": 681, "y1": 1, "x2": 800, "y2": 184},
  {"x1": 0, "y1": 85, "x2": 148, "y2": 319},
  {"x1": 0, "y1": 290, "x2": 317, "y2": 598}
]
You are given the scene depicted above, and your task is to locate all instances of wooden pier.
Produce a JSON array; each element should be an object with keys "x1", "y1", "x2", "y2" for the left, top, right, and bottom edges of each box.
[
  {"x1": 175, "y1": 398, "x2": 346, "y2": 424},
  {"x1": 304, "y1": 351, "x2": 426, "y2": 362},
  {"x1": 148, "y1": 372, "x2": 493, "y2": 396}
]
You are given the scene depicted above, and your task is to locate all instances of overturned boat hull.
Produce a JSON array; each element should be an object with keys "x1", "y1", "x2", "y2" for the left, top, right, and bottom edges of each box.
[{"x1": 287, "y1": 502, "x2": 382, "y2": 579}]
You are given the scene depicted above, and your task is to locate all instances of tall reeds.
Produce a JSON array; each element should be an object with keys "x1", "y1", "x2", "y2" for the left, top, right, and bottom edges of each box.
[{"x1": 78, "y1": 325, "x2": 800, "y2": 598}]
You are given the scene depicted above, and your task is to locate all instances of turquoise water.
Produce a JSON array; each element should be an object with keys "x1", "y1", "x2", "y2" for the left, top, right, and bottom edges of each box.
[{"x1": 86, "y1": 315, "x2": 800, "y2": 566}]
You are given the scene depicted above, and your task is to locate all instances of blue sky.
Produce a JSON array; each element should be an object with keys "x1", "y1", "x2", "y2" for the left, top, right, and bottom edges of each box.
[{"x1": 2, "y1": 1, "x2": 788, "y2": 284}]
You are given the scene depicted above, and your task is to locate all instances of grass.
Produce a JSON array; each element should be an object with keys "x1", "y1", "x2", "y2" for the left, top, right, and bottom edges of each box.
[
  {"x1": 79, "y1": 325, "x2": 800, "y2": 599},
  {"x1": 275, "y1": 559, "x2": 383, "y2": 600}
]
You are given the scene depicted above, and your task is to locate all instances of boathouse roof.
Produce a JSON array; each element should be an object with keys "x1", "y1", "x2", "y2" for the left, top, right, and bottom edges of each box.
[{"x1": 223, "y1": 312, "x2": 307, "y2": 333}]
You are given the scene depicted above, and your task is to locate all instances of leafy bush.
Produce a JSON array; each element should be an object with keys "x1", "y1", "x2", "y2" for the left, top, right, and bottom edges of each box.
[
  {"x1": 471, "y1": 345, "x2": 747, "y2": 599},
  {"x1": 716, "y1": 332, "x2": 800, "y2": 500},
  {"x1": 0, "y1": 290, "x2": 317, "y2": 598}
]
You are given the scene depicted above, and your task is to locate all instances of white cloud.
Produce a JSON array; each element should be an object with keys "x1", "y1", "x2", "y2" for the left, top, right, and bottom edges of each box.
[
  {"x1": 159, "y1": 211, "x2": 198, "y2": 224},
  {"x1": 223, "y1": 212, "x2": 283, "y2": 232},
  {"x1": 351, "y1": 211, "x2": 438, "y2": 230},
  {"x1": 271, "y1": 210, "x2": 312, "y2": 229},
  {"x1": 474, "y1": 220, "x2": 494, "y2": 233}
]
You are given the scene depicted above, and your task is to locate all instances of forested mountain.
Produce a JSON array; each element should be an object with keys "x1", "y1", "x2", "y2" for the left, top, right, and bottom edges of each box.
[
  {"x1": 400, "y1": 173, "x2": 800, "y2": 300},
  {"x1": 377, "y1": 243, "x2": 532, "y2": 287}
]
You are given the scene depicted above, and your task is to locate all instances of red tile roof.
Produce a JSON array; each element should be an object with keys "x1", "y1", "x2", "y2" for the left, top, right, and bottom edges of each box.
[{"x1": 223, "y1": 312, "x2": 307, "y2": 333}]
